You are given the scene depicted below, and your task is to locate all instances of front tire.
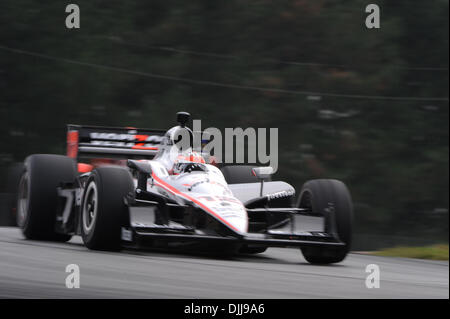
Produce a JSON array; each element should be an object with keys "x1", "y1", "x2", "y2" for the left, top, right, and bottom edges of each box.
[
  {"x1": 297, "y1": 179, "x2": 353, "y2": 264},
  {"x1": 80, "y1": 166, "x2": 134, "y2": 251}
]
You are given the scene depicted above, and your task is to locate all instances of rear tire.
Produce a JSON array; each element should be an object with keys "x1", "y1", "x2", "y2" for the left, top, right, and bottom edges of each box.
[
  {"x1": 297, "y1": 179, "x2": 353, "y2": 264},
  {"x1": 80, "y1": 166, "x2": 134, "y2": 251},
  {"x1": 18, "y1": 155, "x2": 76, "y2": 241}
]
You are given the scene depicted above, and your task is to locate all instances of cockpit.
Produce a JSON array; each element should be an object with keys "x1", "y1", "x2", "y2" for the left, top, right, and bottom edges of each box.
[{"x1": 154, "y1": 112, "x2": 208, "y2": 174}]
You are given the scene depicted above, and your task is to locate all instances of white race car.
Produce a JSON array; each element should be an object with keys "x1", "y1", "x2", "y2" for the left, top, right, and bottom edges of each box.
[{"x1": 16, "y1": 112, "x2": 353, "y2": 264}]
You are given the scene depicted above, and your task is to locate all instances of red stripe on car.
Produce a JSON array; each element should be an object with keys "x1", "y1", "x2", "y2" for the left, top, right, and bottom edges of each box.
[{"x1": 151, "y1": 173, "x2": 242, "y2": 234}]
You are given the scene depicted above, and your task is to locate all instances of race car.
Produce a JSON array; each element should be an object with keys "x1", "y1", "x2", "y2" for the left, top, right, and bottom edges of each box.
[{"x1": 16, "y1": 112, "x2": 353, "y2": 264}]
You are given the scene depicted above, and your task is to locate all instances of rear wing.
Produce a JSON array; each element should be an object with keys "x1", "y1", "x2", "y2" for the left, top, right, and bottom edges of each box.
[{"x1": 67, "y1": 124, "x2": 166, "y2": 160}]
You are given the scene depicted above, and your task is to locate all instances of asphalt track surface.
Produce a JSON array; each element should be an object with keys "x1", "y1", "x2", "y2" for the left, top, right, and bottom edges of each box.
[{"x1": 0, "y1": 227, "x2": 448, "y2": 298}]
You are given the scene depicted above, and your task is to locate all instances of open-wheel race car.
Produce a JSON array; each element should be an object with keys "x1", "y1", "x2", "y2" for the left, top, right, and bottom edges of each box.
[{"x1": 16, "y1": 112, "x2": 353, "y2": 264}]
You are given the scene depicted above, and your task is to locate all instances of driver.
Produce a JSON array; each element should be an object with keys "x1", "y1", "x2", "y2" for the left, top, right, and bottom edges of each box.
[
  {"x1": 155, "y1": 122, "x2": 207, "y2": 174},
  {"x1": 171, "y1": 151, "x2": 206, "y2": 175}
]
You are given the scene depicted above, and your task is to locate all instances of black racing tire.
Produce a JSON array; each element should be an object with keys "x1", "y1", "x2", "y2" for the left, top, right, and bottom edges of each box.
[
  {"x1": 18, "y1": 155, "x2": 76, "y2": 241},
  {"x1": 220, "y1": 165, "x2": 271, "y2": 184},
  {"x1": 239, "y1": 245, "x2": 268, "y2": 254},
  {"x1": 80, "y1": 166, "x2": 134, "y2": 251},
  {"x1": 297, "y1": 179, "x2": 353, "y2": 264}
]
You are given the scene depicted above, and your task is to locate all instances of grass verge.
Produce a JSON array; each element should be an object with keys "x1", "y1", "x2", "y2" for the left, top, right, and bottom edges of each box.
[{"x1": 372, "y1": 244, "x2": 449, "y2": 260}]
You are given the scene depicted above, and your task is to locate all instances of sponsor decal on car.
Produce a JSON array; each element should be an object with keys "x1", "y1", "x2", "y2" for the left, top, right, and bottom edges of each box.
[{"x1": 88, "y1": 132, "x2": 163, "y2": 149}]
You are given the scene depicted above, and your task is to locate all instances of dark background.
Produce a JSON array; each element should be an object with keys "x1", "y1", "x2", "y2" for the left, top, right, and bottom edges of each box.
[{"x1": 0, "y1": 0, "x2": 448, "y2": 249}]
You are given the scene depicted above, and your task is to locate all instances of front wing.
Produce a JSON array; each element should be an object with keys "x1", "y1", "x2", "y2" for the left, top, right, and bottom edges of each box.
[{"x1": 121, "y1": 202, "x2": 345, "y2": 249}]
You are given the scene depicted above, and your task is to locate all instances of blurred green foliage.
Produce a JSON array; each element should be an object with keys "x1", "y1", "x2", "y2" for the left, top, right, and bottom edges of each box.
[{"x1": 0, "y1": 1, "x2": 448, "y2": 246}]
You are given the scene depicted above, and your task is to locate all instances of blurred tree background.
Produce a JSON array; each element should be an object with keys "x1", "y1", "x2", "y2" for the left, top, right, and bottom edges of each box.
[{"x1": 0, "y1": 0, "x2": 448, "y2": 249}]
